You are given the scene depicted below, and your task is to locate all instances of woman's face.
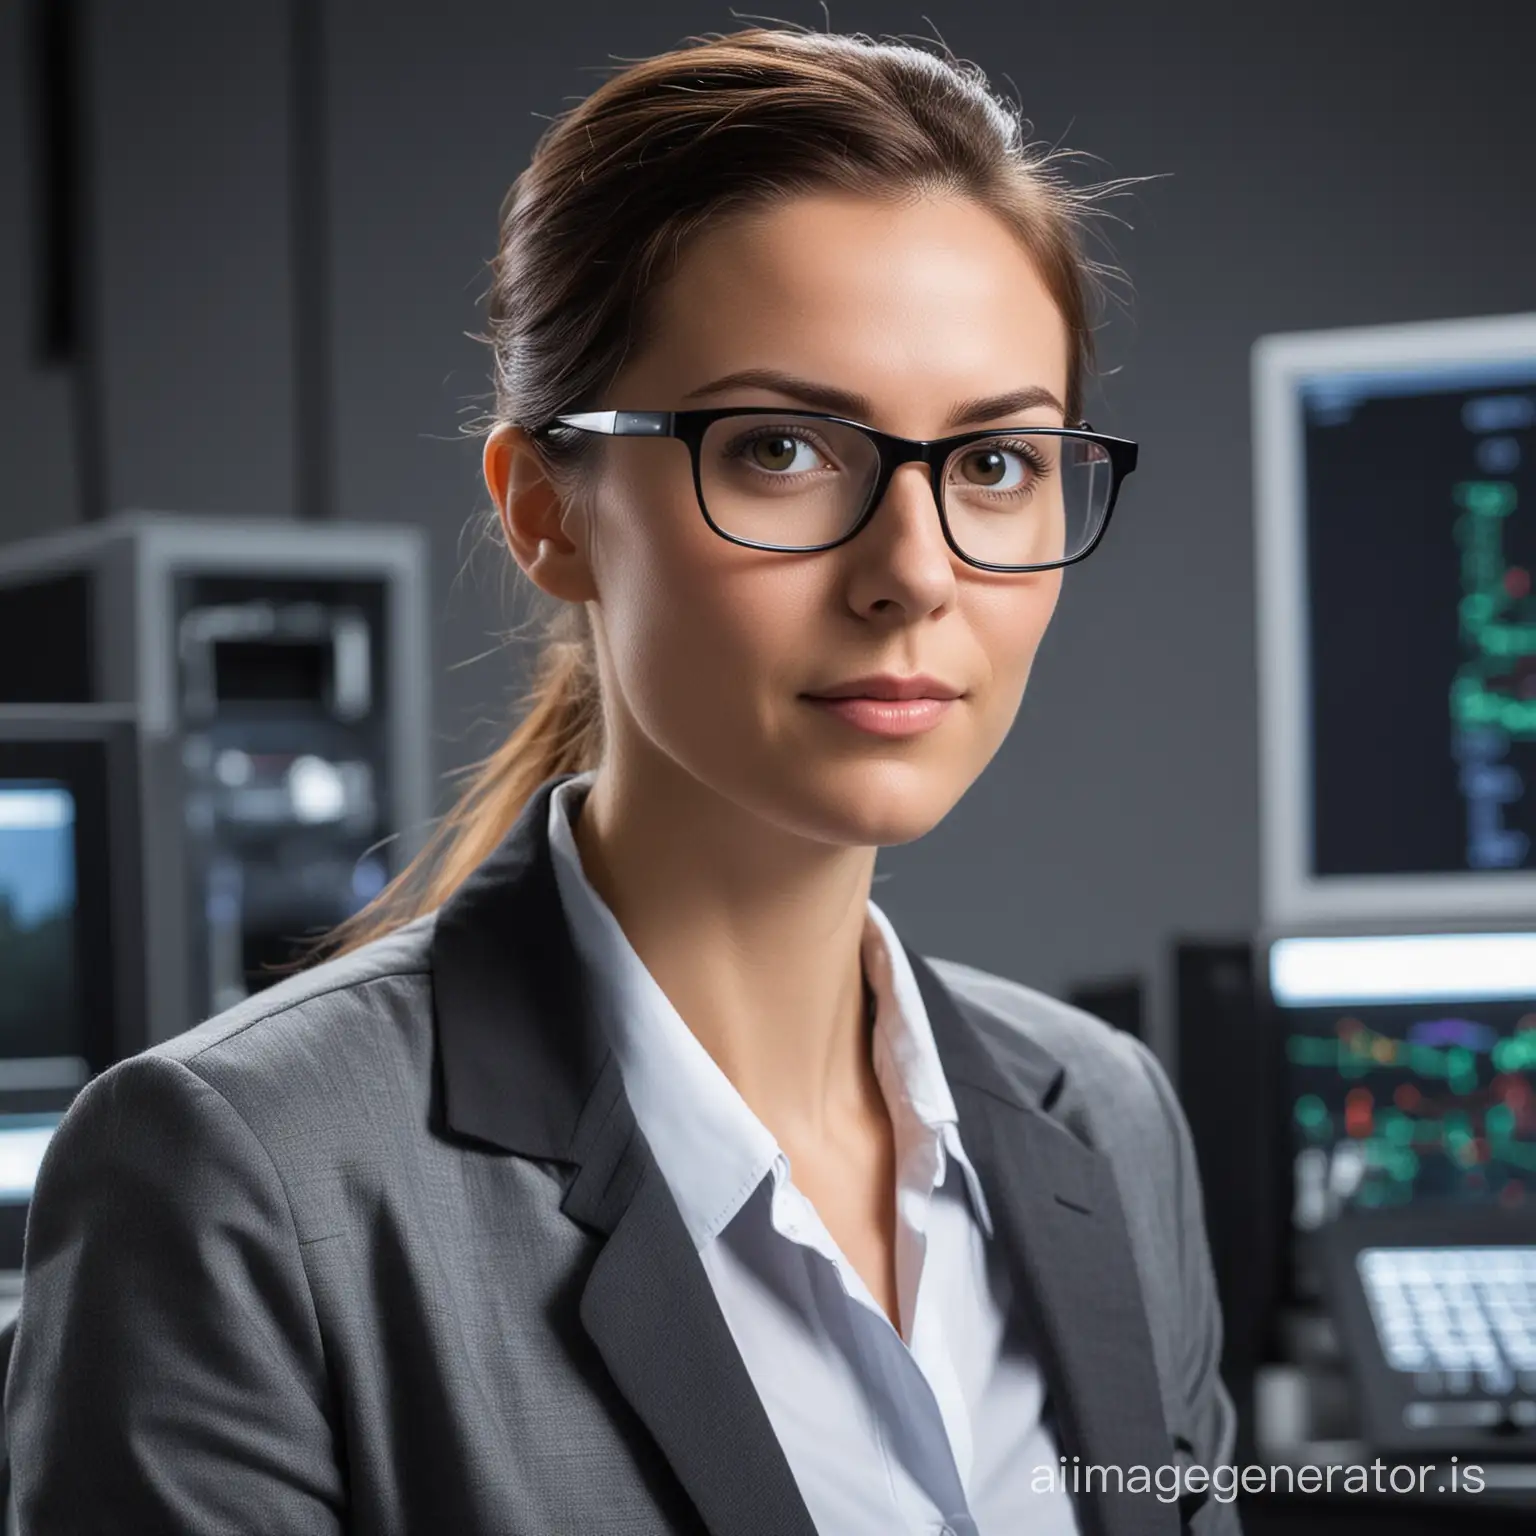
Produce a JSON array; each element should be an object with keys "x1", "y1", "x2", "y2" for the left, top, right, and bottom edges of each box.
[{"x1": 510, "y1": 190, "x2": 1072, "y2": 849}]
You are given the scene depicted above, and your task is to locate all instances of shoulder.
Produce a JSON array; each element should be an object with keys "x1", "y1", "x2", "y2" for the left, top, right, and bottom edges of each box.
[
  {"x1": 154, "y1": 912, "x2": 437, "y2": 1072},
  {"x1": 922, "y1": 952, "x2": 1200, "y2": 1260},
  {"x1": 924, "y1": 953, "x2": 1179, "y2": 1134},
  {"x1": 68, "y1": 914, "x2": 441, "y2": 1166},
  {"x1": 168, "y1": 912, "x2": 433, "y2": 1062}
]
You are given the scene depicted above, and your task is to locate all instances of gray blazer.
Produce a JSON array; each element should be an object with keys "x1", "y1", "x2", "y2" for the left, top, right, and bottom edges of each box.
[{"x1": 5, "y1": 772, "x2": 1240, "y2": 1536}]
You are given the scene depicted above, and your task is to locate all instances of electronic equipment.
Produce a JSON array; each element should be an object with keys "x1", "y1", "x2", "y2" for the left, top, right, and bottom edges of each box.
[
  {"x1": 1267, "y1": 930, "x2": 1536, "y2": 1454},
  {"x1": 1274, "y1": 931, "x2": 1536, "y2": 1252},
  {"x1": 1253, "y1": 311, "x2": 1536, "y2": 928},
  {"x1": 1173, "y1": 937, "x2": 1272, "y2": 1458},
  {"x1": 0, "y1": 706, "x2": 146, "y2": 1268},
  {"x1": 1064, "y1": 974, "x2": 1144, "y2": 1041},
  {"x1": 0, "y1": 514, "x2": 430, "y2": 1041},
  {"x1": 1319, "y1": 1208, "x2": 1536, "y2": 1458}
]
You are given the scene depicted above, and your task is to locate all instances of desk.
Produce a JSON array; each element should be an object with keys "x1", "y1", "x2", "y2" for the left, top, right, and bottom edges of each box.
[
  {"x1": 1249, "y1": 1362, "x2": 1536, "y2": 1532},
  {"x1": 1243, "y1": 1491, "x2": 1536, "y2": 1534}
]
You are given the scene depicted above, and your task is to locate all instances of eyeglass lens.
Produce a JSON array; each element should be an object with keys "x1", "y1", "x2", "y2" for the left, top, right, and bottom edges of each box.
[{"x1": 698, "y1": 413, "x2": 1113, "y2": 566}]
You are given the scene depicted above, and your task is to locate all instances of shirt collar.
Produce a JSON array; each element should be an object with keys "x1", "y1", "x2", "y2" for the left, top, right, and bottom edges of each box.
[
  {"x1": 547, "y1": 771, "x2": 992, "y2": 1246},
  {"x1": 863, "y1": 899, "x2": 993, "y2": 1235}
]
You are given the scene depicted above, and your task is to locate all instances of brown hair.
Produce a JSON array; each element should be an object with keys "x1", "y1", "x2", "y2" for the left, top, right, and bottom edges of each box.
[{"x1": 310, "y1": 23, "x2": 1132, "y2": 964}]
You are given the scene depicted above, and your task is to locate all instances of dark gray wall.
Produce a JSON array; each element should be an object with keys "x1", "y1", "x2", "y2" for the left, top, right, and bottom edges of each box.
[
  {"x1": 1, "y1": 0, "x2": 75, "y2": 543},
  {"x1": 3, "y1": 0, "x2": 1533, "y2": 1057}
]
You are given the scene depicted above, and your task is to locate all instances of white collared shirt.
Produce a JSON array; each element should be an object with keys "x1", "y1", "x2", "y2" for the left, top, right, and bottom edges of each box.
[{"x1": 548, "y1": 774, "x2": 1078, "y2": 1536}]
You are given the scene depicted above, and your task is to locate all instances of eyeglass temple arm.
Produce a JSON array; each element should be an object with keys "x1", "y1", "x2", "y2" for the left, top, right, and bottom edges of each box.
[{"x1": 551, "y1": 411, "x2": 674, "y2": 436}]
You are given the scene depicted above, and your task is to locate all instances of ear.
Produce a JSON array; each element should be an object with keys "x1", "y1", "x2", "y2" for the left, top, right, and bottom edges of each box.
[{"x1": 483, "y1": 423, "x2": 598, "y2": 603}]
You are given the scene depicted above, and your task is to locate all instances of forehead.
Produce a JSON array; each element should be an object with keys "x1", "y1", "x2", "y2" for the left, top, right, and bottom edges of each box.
[{"x1": 625, "y1": 191, "x2": 1071, "y2": 426}]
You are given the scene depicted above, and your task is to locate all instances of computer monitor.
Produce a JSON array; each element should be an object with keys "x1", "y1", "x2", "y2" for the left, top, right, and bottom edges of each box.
[
  {"x1": 1272, "y1": 930, "x2": 1536, "y2": 1299},
  {"x1": 0, "y1": 706, "x2": 146, "y2": 1268},
  {"x1": 1254, "y1": 312, "x2": 1536, "y2": 927}
]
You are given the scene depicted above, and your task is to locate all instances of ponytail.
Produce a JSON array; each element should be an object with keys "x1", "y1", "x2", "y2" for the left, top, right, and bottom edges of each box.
[{"x1": 304, "y1": 600, "x2": 602, "y2": 965}]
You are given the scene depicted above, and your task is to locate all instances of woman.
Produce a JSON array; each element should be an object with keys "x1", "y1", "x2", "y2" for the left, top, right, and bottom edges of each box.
[{"x1": 6, "y1": 26, "x2": 1237, "y2": 1536}]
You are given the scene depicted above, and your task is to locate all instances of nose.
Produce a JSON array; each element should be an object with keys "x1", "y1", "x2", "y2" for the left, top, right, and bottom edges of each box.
[{"x1": 843, "y1": 461, "x2": 958, "y2": 618}]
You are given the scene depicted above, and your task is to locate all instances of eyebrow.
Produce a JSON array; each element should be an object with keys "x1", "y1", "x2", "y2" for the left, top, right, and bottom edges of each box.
[{"x1": 678, "y1": 368, "x2": 1067, "y2": 429}]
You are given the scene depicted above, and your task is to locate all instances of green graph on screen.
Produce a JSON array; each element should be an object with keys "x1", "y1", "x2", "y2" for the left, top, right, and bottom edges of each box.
[
  {"x1": 1451, "y1": 477, "x2": 1533, "y2": 867},
  {"x1": 1290, "y1": 1012, "x2": 1536, "y2": 1224}
]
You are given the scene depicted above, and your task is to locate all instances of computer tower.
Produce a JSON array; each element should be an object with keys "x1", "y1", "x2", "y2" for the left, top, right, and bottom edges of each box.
[
  {"x1": 0, "y1": 513, "x2": 430, "y2": 1042},
  {"x1": 1065, "y1": 974, "x2": 1145, "y2": 1041},
  {"x1": 1174, "y1": 935, "x2": 1276, "y2": 1461}
]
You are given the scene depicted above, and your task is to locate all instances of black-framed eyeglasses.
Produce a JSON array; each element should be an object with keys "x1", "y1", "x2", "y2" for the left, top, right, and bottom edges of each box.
[{"x1": 536, "y1": 407, "x2": 1138, "y2": 572}]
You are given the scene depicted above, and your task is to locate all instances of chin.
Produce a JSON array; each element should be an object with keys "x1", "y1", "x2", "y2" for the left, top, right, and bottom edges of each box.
[{"x1": 757, "y1": 756, "x2": 971, "y2": 849}]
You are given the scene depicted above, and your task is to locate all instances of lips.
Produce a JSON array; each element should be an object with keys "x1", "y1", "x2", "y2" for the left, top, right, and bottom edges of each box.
[
  {"x1": 803, "y1": 674, "x2": 963, "y2": 702},
  {"x1": 803, "y1": 693, "x2": 957, "y2": 739}
]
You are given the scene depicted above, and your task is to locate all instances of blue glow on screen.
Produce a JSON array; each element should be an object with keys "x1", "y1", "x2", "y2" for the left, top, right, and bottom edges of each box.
[
  {"x1": 0, "y1": 785, "x2": 75, "y2": 927},
  {"x1": 0, "y1": 783, "x2": 78, "y2": 1048},
  {"x1": 0, "y1": 1113, "x2": 64, "y2": 1203}
]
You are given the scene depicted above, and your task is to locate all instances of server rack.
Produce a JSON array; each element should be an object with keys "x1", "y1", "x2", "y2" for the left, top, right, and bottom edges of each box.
[{"x1": 0, "y1": 513, "x2": 431, "y2": 1042}]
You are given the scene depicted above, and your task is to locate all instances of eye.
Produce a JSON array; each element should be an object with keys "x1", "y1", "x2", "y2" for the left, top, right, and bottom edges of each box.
[
  {"x1": 953, "y1": 444, "x2": 1037, "y2": 492},
  {"x1": 738, "y1": 431, "x2": 828, "y2": 475}
]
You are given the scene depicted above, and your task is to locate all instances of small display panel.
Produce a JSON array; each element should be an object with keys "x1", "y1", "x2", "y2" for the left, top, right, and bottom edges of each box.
[
  {"x1": 1287, "y1": 996, "x2": 1536, "y2": 1226},
  {"x1": 1275, "y1": 933, "x2": 1536, "y2": 1296},
  {"x1": 0, "y1": 1112, "x2": 65, "y2": 1205},
  {"x1": 0, "y1": 783, "x2": 78, "y2": 1058}
]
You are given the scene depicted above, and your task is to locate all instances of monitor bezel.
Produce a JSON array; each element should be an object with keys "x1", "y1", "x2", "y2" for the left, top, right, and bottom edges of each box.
[
  {"x1": 0, "y1": 707, "x2": 145, "y2": 1269},
  {"x1": 1253, "y1": 311, "x2": 1536, "y2": 927},
  {"x1": 0, "y1": 706, "x2": 145, "y2": 1079}
]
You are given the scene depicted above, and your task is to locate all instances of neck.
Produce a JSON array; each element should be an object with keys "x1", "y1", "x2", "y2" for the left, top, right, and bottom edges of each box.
[{"x1": 571, "y1": 757, "x2": 882, "y2": 1146}]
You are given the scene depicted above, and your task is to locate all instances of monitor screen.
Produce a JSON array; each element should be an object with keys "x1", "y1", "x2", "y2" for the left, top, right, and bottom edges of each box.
[
  {"x1": 0, "y1": 1112, "x2": 66, "y2": 1205},
  {"x1": 0, "y1": 782, "x2": 79, "y2": 1059},
  {"x1": 1304, "y1": 362, "x2": 1536, "y2": 880},
  {"x1": 1275, "y1": 932, "x2": 1536, "y2": 1294}
]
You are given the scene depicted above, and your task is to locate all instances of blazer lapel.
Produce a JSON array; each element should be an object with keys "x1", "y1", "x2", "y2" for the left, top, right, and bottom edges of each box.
[
  {"x1": 910, "y1": 954, "x2": 1179, "y2": 1536},
  {"x1": 565, "y1": 1061, "x2": 819, "y2": 1536},
  {"x1": 431, "y1": 773, "x2": 816, "y2": 1536}
]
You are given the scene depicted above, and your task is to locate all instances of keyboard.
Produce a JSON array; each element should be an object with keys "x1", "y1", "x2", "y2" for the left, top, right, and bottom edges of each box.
[{"x1": 1358, "y1": 1246, "x2": 1536, "y2": 1430}]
